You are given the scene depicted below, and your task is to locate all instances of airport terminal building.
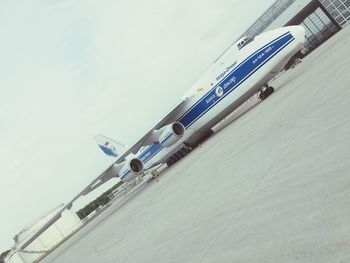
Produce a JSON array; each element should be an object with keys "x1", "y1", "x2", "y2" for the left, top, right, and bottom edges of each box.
[{"x1": 242, "y1": 0, "x2": 350, "y2": 53}]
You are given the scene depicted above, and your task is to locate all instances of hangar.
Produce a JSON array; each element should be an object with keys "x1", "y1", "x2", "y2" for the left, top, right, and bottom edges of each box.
[
  {"x1": 4, "y1": 205, "x2": 82, "y2": 263},
  {"x1": 242, "y1": 0, "x2": 350, "y2": 53}
]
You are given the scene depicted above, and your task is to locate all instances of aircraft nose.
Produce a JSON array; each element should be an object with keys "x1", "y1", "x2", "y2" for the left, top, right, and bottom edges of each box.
[{"x1": 290, "y1": 25, "x2": 306, "y2": 44}]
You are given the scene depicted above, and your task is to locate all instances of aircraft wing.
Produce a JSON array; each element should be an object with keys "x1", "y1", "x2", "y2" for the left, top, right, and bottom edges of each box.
[
  {"x1": 115, "y1": 98, "x2": 190, "y2": 158},
  {"x1": 20, "y1": 98, "x2": 191, "y2": 250},
  {"x1": 77, "y1": 97, "x2": 191, "y2": 196}
]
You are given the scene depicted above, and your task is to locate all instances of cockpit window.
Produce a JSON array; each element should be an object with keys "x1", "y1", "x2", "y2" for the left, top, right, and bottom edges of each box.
[{"x1": 237, "y1": 36, "x2": 254, "y2": 50}]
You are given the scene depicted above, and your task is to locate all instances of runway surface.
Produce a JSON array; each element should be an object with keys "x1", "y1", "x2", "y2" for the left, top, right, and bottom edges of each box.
[{"x1": 42, "y1": 26, "x2": 350, "y2": 263}]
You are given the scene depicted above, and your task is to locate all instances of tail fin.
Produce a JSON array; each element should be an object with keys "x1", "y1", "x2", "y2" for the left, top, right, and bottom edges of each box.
[{"x1": 94, "y1": 134, "x2": 127, "y2": 158}]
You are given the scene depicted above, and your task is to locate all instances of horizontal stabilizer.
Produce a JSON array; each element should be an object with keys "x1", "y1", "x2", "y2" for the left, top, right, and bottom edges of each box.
[{"x1": 94, "y1": 134, "x2": 127, "y2": 158}]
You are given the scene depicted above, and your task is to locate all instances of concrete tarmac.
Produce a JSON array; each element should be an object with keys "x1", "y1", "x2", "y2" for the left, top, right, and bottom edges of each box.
[{"x1": 42, "y1": 26, "x2": 350, "y2": 263}]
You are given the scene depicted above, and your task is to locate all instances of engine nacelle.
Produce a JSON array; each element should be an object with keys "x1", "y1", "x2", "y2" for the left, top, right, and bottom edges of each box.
[
  {"x1": 112, "y1": 158, "x2": 144, "y2": 183},
  {"x1": 158, "y1": 122, "x2": 185, "y2": 147}
]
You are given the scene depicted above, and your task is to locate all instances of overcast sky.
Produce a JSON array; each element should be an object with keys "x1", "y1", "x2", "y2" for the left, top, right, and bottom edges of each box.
[{"x1": 0, "y1": 0, "x2": 277, "y2": 252}]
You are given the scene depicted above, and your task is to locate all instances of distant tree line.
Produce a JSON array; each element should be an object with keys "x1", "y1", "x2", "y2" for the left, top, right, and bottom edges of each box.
[
  {"x1": 76, "y1": 181, "x2": 124, "y2": 220},
  {"x1": 0, "y1": 250, "x2": 10, "y2": 263}
]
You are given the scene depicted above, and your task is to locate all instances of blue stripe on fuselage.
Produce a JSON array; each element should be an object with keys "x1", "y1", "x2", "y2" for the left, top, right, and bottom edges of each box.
[
  {"x1": 179, "y1": 32, "x2": 294, "y2": 128},
  {"x1": 159, "y1": 132, "x2": 173, "y2": 146},
  {"x1": 138, "y1": 32, "x2": 294, "y2": 164},
  {"x1": 177, "y1": 31, "x2": 291, "y2": 121},
  {"x1": 139, "y1": 143, "x2": 163, "y2": 164},
  {"x1": 120, "y1": 170, "x2": 131, "y2": 180}
]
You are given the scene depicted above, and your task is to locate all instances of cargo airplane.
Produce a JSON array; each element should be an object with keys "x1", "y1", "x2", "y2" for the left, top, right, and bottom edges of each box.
[
  {"x1": 19, "y1": 25, "x2": 305, "y2": 250},
  {"x1": 90, "y1": 25, "x2": 305, "y2": 187}
]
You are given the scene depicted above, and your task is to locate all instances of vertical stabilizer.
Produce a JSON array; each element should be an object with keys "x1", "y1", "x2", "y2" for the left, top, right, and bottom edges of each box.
[{"x1": 94, "y1": 134, "x2": 127, "y2": 158}]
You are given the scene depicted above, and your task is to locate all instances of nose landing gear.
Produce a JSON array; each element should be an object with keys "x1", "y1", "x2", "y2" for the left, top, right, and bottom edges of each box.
[{"x1": 259, "y1": 84, "x2": 274, "y2": 100}]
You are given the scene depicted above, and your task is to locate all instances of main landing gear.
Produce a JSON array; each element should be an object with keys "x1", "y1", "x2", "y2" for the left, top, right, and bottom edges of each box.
[
  {"x1": 166, "y1": 145, "x2": 192, "y2": 167},
  {"x1": 259, "y1": 84, "x2": 274, "y2": 100}
]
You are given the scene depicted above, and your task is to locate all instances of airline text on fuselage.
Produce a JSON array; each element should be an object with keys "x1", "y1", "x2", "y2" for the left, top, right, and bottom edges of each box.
[{"x1": 215, "y1": 61, "x2": 237, "y2": 82}]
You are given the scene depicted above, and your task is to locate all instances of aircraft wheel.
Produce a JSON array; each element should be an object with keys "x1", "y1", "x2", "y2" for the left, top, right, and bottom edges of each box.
[
  {"x1": 181, "y1": 147, "x2": 189, "y2": 156},
  {"x1": 259, "y1": 86, "x2": 274, "y2": 100},
  {"x1": 178, "y1": 149, "x2": 185, "y2": 156},
  {"x1": 173, "y1": 153, "x2": 180, "y2": 162},
  {"x1": 176, "y1": 152, "x2": 183, "y2": 159},
  {"x1": 259, "y1": 92, "x2": 266, "y2": 100},
  {"x1": 267, "y1": 86, "x2": 274, "y2": 95}
]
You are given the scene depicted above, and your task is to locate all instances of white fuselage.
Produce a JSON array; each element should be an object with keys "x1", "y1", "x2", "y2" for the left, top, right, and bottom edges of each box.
[{"x1": 121, "y1": 26, "x2": 305, "y2": 181}]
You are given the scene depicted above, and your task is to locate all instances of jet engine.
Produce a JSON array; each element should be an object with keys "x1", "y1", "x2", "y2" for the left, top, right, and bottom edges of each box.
[
  {"x1": 158, "y1": 122, "x2": 185, "y2": 147},
  {"x1": 112, "y1": 158, "x2": 144, "y2": 182}
]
